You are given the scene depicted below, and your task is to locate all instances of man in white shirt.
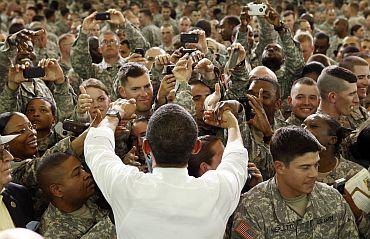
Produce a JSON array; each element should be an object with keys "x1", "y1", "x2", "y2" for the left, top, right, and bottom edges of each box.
[{"x1": 84, "y1": 98, "x2": 249, "y2": 239}]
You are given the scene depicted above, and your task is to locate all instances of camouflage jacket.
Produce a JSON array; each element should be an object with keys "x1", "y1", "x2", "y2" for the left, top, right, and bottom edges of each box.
[
  {"x1": 317, "y1": 155, "x2": 364, "y2": 185},
  {"x1": 253, "y1": 18, "x2": 305, "y2": 100},
  {"x1": 141, "y1": 24, "x2": 161, "y2": 47},
  {"x1": 39, "y1": 200, "x2": 116, "y2": 239},
  {"x1": 0, "y1": 79, "x2": 74, "y2": 122},
  {"x1": 173, "y1": 81, "x2": 196, "y2": 116},
  {"x1": 231, "y1": 178, "x2": 359, "y2": 239},
  {"x1": 340, "y1": 106, "x2": 369, "y2": 130},
  {"x1": 286, "y1": 113, "x2": 304, "y2": 127},
  {"x1": 37, "y1": 128, "x2": 64, "y2": 157},
  {"x1": 34, "y1": 41, "x2": 59, "y2": 63}
]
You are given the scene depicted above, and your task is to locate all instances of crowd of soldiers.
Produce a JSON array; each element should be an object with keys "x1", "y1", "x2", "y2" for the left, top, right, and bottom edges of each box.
[{"x1": 0, "y1": 0, "x2": 369, "y2": 238}]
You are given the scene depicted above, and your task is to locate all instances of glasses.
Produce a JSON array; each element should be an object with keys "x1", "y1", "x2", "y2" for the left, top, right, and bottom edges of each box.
[
  {"x1": 100, "y1": 39, "x2": 118, "y2": 46},
  {"x1": 6, "y1": 122, "x2": 36, "y2": 135}
]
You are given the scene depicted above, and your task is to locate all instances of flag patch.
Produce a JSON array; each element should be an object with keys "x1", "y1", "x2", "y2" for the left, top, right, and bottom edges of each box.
[{"x1": 235, "y1": 220, "x2": 257, "y2": 239}]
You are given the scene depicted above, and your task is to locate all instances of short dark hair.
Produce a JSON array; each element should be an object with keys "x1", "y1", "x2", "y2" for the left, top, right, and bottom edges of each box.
[
  {"x1": 270, "y1": 126, "x2": 324, "y2": 165},
  {"x1": 250, "y1": 77, "x2": 281, "y2": 99},
  {"x1": 314, "y1": 31, "x2": 329, "y2": 43},
  {"x1": 8, "y1": 23, "x2": 25, "y2": 34},
  {"x1": 283, "y1": 10, "x2": 294, "y2": 18},
  {"x1": 139, "y1": 9, "x2": 153, "y2": 20},
  {"x1": 146, "y1": 104, "x2": 198, "y2": 167},
  {"x1": 118, "y1": 62, "x2": 148, "y2": 86},
  {"x1": 44, "y1": 8, "x2": 55, "y2": 20},
  {"x1": 32, "y1": 15, "x2": 45, "y2": 22},
  {"x1": 195, "y1": 19, "x2": 211, "y2": 38},
  {"x1": 0, "y1": 112, "x2": 16, "y2": 135},
  {"x1": 307, "y1": 54, "x2": 331, "y2": 67},
  {"x1": 36, "y1": 152, "x2": 72, "y2": 198},
  {"x1": 302, "y1": 61, "x2": 325, "y2": 77},
  {"x1": 350, "y1": 24, "x2": 363, "y2": 36},
  {"x1": 188, "y1": 135, "x2": 222, "y2": 177},
  {"x1": 292, "y1": 77, "x2": 317, "y2": 89},
  {"x1": 25, "y1": 97, "x2": 57, "y2": 116},
  {"x1": 317, "y1": 66, "x2": 357, "y2": 100},
  {"x1": 341, "y1": 46, "x2": 361, "y2": 58},
  {"x1": 223, "y1": 15, "x2": 240, "y2": 29},
  {"x1": 339, "y1": 56, "x2": 369, "y2": 72}
]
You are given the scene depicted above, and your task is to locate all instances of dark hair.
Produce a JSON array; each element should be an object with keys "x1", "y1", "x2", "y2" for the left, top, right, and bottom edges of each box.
[
  {"x1": 270, "y1": 126, "x2": 324, "y2": 164},
  {"x1": 283, "y1": 10, "x2": 294, "y2": 18},
  {"x1": 120, "y1": 39, "x2": 130, "y2": 48},
  {"x1": 356, "y1": 125, "x2": 370, "y2": 160},
  {"x1": 60, "y1": 8, "x2": 69, "y2": 17},
  {"x1": 146, "y1": 104, "x2": 198, "y2": 167},
  {"x1": 118, "y1": 62, "x2": 148, "y2": 86},
  {"x1": 43, "y1": 8, "x2": 55, "y2": 20},
  {"x1": 300, "y1": 13, "x2": 314, "y2": 30},
  {"x1": 139, "y1": 9, "x2": 153, "y2": 20},
  {"x1": 317, "y1": 66, "x2": 358, "y2": 100},
  {"x1": 32, "y1": 15, "x2": 45, "y2": 22},
  {"x1": 223, "y1": 15, "x2": 240, "y2": 29},
  {"x1": 339, "y1": 56, "x2": 369, "y2": 72},
  {"x1": 350, "y1": 24, "x2": 363, "y2": 36},
  {"x1": 25, "y1": 97, "x2": 57, "y2": 116},
  {"x1": 0, "y1": 112, "x2": 16, "y2": 135},
  {"x1": 195, "y1": 19, "x2": 211, "y2": 38},
  {"x1": 307, "y1": 54, "x2": 331, "y2": 67},
  {"x1": 302, "y1": 62, "x2": 325, "y2": 78},
  {"x1": 8, "y1": 23, "x2": 25, "y2": 34},
  {"x1": 341, "y1": 46, "x2": 360, "y2": 57},
  {"x1": 314, "y1": 31, "x2": 329, "y2": 43},
  {"x1": 188, "y1": 135, "x2": 222, "y2": 177},
  {"x1": 36, "y1": 152, "x2": 72, "y2": 197},
  {"x1": 49, "y1": 1, "x2": 59, "y2": 11}
]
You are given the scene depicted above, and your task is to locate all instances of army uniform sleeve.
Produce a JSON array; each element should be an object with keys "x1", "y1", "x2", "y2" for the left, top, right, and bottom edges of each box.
[
  {"x1": 359, "y1": 213, "x2": 370, "y2": 238},
  {"x1": 0, "y1": 83, "x2": 19, "y2": 112},
  {"x1": 254, "y1": 18, "x2": 277, "y2": 65},
  {"x1": 117, "y1": 22, "x2": 150, "y2": 51},
  {"x1": 277, "y1": 27, "x2": 305, "y2": 99},
  {"x1": 141, "y1": 27, "x2": 153, "y2": 47},
  {"x1": 231, "y1": 195, "x2": 264, "y2": 239},
  {"x1": 80, "y1": 216, "x2": 117, "y2": 239},
  {"x1": 53, "y1": 81, "x2": 76, "y2": 122},
  {"x1": 71, "y1": 30, "x2": 94, "y2": 80},
  {"x1": 225, "y1": 62, "x2": 250, "y2": 101},
  {"x1": 337, "y1": 194, "x2": 360, "y2": 238},
  {"x1": 173, "y1": 81, "x2": 195, "y2": 116}
]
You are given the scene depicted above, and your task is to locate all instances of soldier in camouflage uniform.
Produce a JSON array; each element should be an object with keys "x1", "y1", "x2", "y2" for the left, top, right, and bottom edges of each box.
[
  {"x1": 139, "y1": 9, "x2": 161, "y2": 47},
  {"x1": 37, "y1": 153, "x2": 116, "y2": 239},
  {"x1": 286, "y1": 77, "x2": 320, "y2": 127},
  {"x1": 71, "y1": 9, "x2": 149, "y2": 99},
  {"x1": 303, "y1": 114, "x2": 364, "y2": 185},
  {"x1": 231, "y1": 126, "x2": 359, "y2": 239}
]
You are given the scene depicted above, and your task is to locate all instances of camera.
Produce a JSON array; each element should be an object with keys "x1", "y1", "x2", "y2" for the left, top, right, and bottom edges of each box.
[
  {"x1": 333, "y1": 178, "x2": 346, "y2": 195},
  {"x1": 164, "y1": 65, "x2": 175, "y2": 75},
  {"x1": 180, "y1": 33, "x2": 199, "y2": 43},
  {"x1": 228, "y1": 48, "x2": 240, "y2": 69},
  {"x1": 62, "y1": 119, "x2": 90, "y2": 135},
  {"x1": 23, "y1": 67, "x2": 45, "y2": 79},
  {"x1": 180, "y1": 48, "x2": 197, "y2": 56},
  {"x1": 238, "y1": 97, "x2": 253, "y2": 121},
  {"x1": 95, "y1": 12, "x2": 110, "y2": 20},
  {"x1": 247, "y1": 3, "x2": 267, "y2": 16}
]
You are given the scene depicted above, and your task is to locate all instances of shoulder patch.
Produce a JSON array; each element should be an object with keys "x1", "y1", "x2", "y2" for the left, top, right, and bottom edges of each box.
[{"x1": 235, "y1": 220, "x2": 257, "y2": 239}]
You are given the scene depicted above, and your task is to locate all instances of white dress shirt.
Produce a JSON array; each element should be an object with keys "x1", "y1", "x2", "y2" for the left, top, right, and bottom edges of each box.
[{"x1": 85, "y1": 126, "x2": 248, "y2": 239}]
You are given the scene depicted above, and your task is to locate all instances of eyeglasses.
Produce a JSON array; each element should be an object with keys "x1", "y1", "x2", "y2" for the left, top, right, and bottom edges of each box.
[
  {"x1": 6, "y1": 122, "x2": 36, "y2": 135},
  {"x1": 100, "y1": 39, "x2": 118, "y2": 46}
]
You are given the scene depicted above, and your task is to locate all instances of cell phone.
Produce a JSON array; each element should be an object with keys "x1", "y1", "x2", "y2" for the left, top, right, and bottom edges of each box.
[
  {"x1": 180, "y1": 48, "x2": 197, "y2": 56},
  {"x1": 238, "y1": 96, "x2": 253, "y2": 121},
  {"x1": 62, "y1": 119, "x2": 90, "y2": 135},
  {"x1": 164, "y1": 65, "x2": 175, "y2": 75},
  {"x1": 180, "y1": 33, "x2": 199, "y2": 43},
  {"x1": 95, "y1": 12, "x2": 110, "y2": 20},
  {"x1": 23, "y1": 67, "x2": 45, "y2": 79},
  {"x1": 134, "y1": 48, "x2": 145, "y2": 57},
  {"x1": 228, "y1": 48, "x2": 240, "y2": 69},
  {"x1": 333, "y1": 178, "x2": 346, "y2": 195},
  {"x1": 247, "y1": 3, "x2": 267, "y2": 16}
]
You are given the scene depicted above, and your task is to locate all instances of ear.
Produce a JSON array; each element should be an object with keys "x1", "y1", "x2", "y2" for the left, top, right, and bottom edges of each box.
[
  {"x1": 52, "y1": 115, "x2": 57, "y2": 125},
  {"x1": 274, "y1": 161, "x2": 286, "y2": 175},
  {"x1": 287, "y1": 96, "x2": 293, "y2": 106},
  {"x1": 118, "y1": 85, "x2": 127, "y2": 99},
  {"x1": 191, "y1": 139, "x2": 201, "y2": 154},
  {"x1": 199, "y1": 162, "x2": 210, "y2": 175},
  {"x1": 275, "y1": 98, "x2": 282, "y2": 109},
  {"x1": 49, "y1": 184, "x2": 63, "y2": 198},
  {"x1": 328, "y1": 92, "x2": 336, "y2": 103},
  {"x1": 143, "y1": 138, "x2": 151, "y2": 155},
  {"x1": 328, "y1": 135, "x2": 337, "y2": 146}
]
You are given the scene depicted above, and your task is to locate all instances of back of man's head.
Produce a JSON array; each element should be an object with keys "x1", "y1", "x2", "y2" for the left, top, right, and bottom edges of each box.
[
  {"x1": 339, "y1": 55, "x2": 369, "y2": 72},
  {"x1": 317, "y1": 65, "x2": 357, "y2": 101},
  {"x1": 270, "y1": 126, "x2": 324, "y2": 165},
  {"x1": 146, "y1": 104, "x2": 198, "y2": 167}
]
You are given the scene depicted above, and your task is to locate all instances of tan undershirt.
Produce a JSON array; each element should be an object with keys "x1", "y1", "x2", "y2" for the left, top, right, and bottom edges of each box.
[
  {"x1": 282, "y1": 194, "x2": 308, "y2": 217},
  {"x1": 67, "y1": 204, "x2": 93, "y2": 219}
]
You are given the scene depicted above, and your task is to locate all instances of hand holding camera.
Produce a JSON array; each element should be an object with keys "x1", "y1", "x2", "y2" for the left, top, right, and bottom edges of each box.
[
  {"x1": 182, "y1": 29, "x2": 208, "y2": 54},
  {"x1": 157, "y1": 74, "x2": 176, "y2": 105},
  {"x1": 154, "y1": 54, "x2": 172, "y2": 70},
  {"x1": 172, "y1": 54, "x2": 193, "y2": 82},
  {"x1": 226, "y1": 43, "x2": 246, "y2": 70},
  {"x1": 38, "y1": 58, "x2": 65, "y2": 84},
  {"x1": 194, "y1": 58, "x2": 215, "y2": 81}
]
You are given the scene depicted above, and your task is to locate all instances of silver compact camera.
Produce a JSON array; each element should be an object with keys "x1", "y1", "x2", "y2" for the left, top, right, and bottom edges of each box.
[{"x1": 247, "y1": 3, "x2": 267, "y2": 16}]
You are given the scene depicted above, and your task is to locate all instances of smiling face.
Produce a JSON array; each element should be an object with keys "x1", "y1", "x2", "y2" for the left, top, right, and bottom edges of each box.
[
  {"x1": 289, "y1": 83, "x2": 320, "y2": 120},
  {"x1": 3, "y1": 113, "x2": 37, "y2": 160},
  {"x1": 353, "y1": 65, "x2": 370, "y2": 100},
  {"x1": 25, "y1": 98, "x2": 56, "y2": 133}
]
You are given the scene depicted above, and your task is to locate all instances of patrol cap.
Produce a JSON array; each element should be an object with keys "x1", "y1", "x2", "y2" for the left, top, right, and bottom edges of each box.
[{"x1": 0, "y1": 134, "x2": 19, "y2": 145}]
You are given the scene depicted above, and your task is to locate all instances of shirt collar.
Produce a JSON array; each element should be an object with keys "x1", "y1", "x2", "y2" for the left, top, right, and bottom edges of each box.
[
  {"x1": 152, "y1": 167, "x2": 189, "y2": 176},
  {"x1": 100, "y1": 56, "x2": 126, "y2": 70}
]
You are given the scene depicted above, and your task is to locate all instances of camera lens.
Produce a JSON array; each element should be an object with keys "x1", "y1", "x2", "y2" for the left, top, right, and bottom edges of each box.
[{"x1": 259, "y1": 8, "x2": 263, "y2": 12}]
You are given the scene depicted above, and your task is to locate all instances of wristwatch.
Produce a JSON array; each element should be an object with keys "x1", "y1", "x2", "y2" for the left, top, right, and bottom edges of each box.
[{"x1": 106, "y1": 109, "x2": 121, "y2": 121}]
